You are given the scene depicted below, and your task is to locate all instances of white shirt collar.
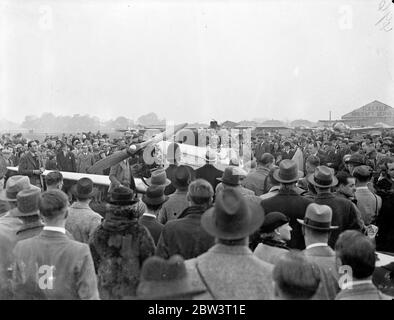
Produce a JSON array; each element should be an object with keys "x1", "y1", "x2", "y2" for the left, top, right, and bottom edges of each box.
[
  {"x1": 142, "y1": 213, "x2": 157, "y2": 219},
  {"x1": 341, "y1": 279, "x2": 373, "y2": 290},
  {"x1": 43, "y1": 226, "x2": 66, "y2": 234},
  {"x1": 356, "y1": 186, "x2": 369, "y2": 190},
  {"x1": 306, "y1": 243, "x2": 328, "y2": 250}
]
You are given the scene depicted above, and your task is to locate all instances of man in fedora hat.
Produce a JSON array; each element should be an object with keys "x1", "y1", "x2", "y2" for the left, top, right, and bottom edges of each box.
[
  {"x1": 140, "y1": 185, "x2": 167, "y2": 245},
  {"x1": 185, "y1": 188, "x2": 274, "y2": 299},
  {"x1": 145, "y1": 168, "x2": 171, "y2": 188},
  {"x1": 136, "y1": 255, "x2": 205, "y2": 300},
  {"x1": 335, "y1": 230, "x2": 391, "y2": 300},
  {"x1": 89, "y1": 186, "x2": 155, "y2": 299},
  {"x1": 0, "y1": 176, "x2": 32, "y2": 234},
  {"x1": 242, "y1": 153, "x2": 274, "y2": 196},
  {"x1": 195, "y1": 149, "x2": 223, "y2": 192},
  {"x1": 65, "y1": 178, "x2": 102, "y2": 244},
  {"x1": 158, "y1": 165, "x2": 191, "y2": 224},
  {"x1": 12, "y1": 189, "x2": 99, "y2": 299},
  {"x1": 217, "y1": 166, "x2": 256, "y2": 199},
  {"x1": 156, "y1": 179, "x2": 215, "y2": 260},
  {"x1": 309, "y1": 166, "x2": 363, "y2": 248},
  {"x1": 297, "y1": 203, "x2": 340, "y2": 300},
  {"x1": 261, "y1": 159, "x2": 313, "y2": 250}
]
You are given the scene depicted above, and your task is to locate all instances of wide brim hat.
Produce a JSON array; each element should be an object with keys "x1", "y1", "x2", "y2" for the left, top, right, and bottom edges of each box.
[
  {"x1": 307, "y1": 166, "x2": 338, "y2": 188},
  {"x1": 142, "y1": 185, "x2": 169, "y2": 206},
  {"x1": 12, "y1": 186, "x2": 41, "y2": 217},
  {"x1": 145, "y1": 169, "x2": 171, "y2": 187},
  {"x1": 136, "y1": 255, "x2": 206, "y2": 300},
  {"x1": 260, "y1": 212, "x2": 289, "y2": 233},
  {"x1": 201, "y1": 188, "x2": 265, "y2": 240},
  {"x1": 107, "y1": 186, "x2": 138, "y2": 206},
  {"x1": 216, "y1": 167, "x2": 241, "y2": 186},
  {"x1": 297, "y1": 203, "x2": 339, "y2": 231},
  {"x1": 273, "y1": 159, "x2": 302, "y2": 183},
  {"x1": 0, "y1": 176, "x2": 31, "y2": 202}
]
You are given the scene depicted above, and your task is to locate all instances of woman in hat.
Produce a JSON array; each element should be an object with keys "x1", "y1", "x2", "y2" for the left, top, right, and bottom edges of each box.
[
  {"x1": 89, "y1": 186, "x2": 155, "y2": 300},
  {"x1": 253, "y1": 212, "x2": 292, "y2": 265}
]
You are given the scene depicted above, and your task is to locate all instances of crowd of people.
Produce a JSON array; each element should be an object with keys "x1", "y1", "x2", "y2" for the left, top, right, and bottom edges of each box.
[{"x1": 0, "y1": 126, "x2": 394, "y2": 300}]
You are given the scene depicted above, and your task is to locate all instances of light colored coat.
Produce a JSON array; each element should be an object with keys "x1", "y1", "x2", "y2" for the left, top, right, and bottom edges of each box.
[
  {"x1": 254, "y1": 243, "x2": 288, "y2": 265},
  {"x1": 158, "y1": 189, "x2": 189, "y2": 224},
  {"x1": 185, "y1": 244, "x2": 274, "y2": 300},
  {"x1": 12, "y1": 230, "x2": 99, "y2": 300},
  {"x1": 65, "y1": 201, "x2": 103, "y2": 243},
  {"x1": 242, "y1": 166, "x2": 270, "y2": 196},
  {"x1": 355, "y1": 187, "x2": 382, "y2": 225},
  {"x1": 303, "y1": 245, "x2": 340, "y2": 300}
]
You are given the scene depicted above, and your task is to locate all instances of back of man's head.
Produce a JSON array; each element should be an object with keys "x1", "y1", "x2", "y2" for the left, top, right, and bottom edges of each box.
[
  {"x1": 45, "y1": 171, "x2": 63, "y2": 190},
  {"x1": 39, "y1": 190, "x2": 69, "y2": 222},
  {"x1": 187, "y1": 179, "x2": 213, "y2": 207},
  {"x1": 258, "y1": 153, "x2": 274, "y2": 166},
  {"x1": 335, "y1": 230, "x2": 376, "y2": 280},
  {"x1": 273, "y1": 250, "x2": 321, "y2": 300}
]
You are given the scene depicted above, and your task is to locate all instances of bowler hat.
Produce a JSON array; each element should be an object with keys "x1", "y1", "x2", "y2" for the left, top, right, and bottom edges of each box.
[
  {"x1": 173, "y1": 165, "x2": 191, "y2": 189},
  {"x1": 146, "y1": 169, "x2": 171, "y2": 187},
  {"x1": 108, "y1": 186, "x2": 138, "y2": 206},
  {"x1": 0, "y1": 176, "x2": 31, "y2": 202},
  {"x1": 201, "y1": 188, "x2": 264, "y2": 240},
  {"x1": 71, "y1": 178, "x2": 97, "y2": 199},
  {"x1": 273, "y1": 160, "x2": 300, "y2": 183},
  {"x1": 12, "y1": 186, "x2": 41, "y2": 217},
  {"x1": 297, "y1": 203, "x2": 338, "y2": 231},
  {"x1": 217, "y1": 167, "x2": 241, "y2": 186},
  {"x1": 137, "y1": 255, "x2": 206, "y2": 299},
  {"x1": 307, "y1": 166, "x2": 338, "y2": 188},
  {"x1": 142, "y1": 185, "x2": 169, "y2": 206},
  {"x1": 261, "y1": 212, "x2": 289, "y2": 233}
]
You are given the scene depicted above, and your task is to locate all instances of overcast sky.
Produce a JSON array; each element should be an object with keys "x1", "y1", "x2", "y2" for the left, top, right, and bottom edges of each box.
[{"x1": 1, "y1": 0, "x2": 393, "y2": 124}]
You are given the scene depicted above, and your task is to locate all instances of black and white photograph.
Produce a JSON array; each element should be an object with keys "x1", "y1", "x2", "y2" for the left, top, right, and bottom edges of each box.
[{"x1": 0, "y1": 0, "x2": 394, "y2": 306}]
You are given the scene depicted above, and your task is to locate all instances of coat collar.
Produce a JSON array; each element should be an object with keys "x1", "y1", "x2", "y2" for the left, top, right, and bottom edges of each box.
[
  {"x1": 16, "y1": 220, "x2": 44, "y2": 235},
  {"x1": 208, "y1": 243, "x2": 253, "y2": 256},
  {"x1": 304, "y1": 245, "x2": 335, "y2": 257},
  {"x1": 38, "y1": 229, "x2": 69, "y2": 240},
  {"x1": 315, "y1": 192, "x2": 335, "y2": 200}
]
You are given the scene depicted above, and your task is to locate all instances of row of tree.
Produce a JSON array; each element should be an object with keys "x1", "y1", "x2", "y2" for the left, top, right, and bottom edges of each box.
[{"x1": 20, "y1": 112, "x2": 166, "y2": 132}]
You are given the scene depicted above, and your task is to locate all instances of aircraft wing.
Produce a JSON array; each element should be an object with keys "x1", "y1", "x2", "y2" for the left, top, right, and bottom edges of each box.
[{"x1": 7, "y1": 167, "x2": 148, "y2": 193}]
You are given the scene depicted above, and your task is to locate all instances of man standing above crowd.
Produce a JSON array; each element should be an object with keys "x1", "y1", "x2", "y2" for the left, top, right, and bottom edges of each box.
[
  {"x1": 18, "y1": 141, "x2": 44, "y2": 189},
  {"x1": 76, "y1": 144, "x2": 95, "y2": 173}
]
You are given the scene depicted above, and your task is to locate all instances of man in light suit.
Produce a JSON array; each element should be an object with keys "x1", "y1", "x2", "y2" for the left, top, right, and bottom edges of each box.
[
  {"x1": 185, "y1": 188, "x2": 274, "y2": 300},
  {"x1": 12, "y1": 190, "x2": 99, "y2": 300},
  {"x1": 298, "y1": 203, "x2": 340, "y2": 300},
  {"x1": 353, "y1": 166, "x2": 382, "y2": 226}
]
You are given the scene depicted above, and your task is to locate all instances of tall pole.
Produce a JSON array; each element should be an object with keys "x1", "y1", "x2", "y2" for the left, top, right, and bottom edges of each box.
[{"x1": 329, "y1": 110, "x2": 332, "y2": 121}]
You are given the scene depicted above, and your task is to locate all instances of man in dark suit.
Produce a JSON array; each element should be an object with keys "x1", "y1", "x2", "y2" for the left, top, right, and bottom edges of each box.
[
  {"x1": 261, "y1": 160, "x2": 313, "y2": 250},
  {"x1": 12, "y1": 189, "x2": 99, "y2": 299},
  {"x1": 281, "y1": 141, "x2": 295, "y2": 160},
  {"x1": 18, "y1": 141, "x2": 44, "y2": 189},
  {"x1": 140, "y1": 186, "x2": 166, "y2": 245},
  {"x1": 56, "y1": 142, "x2": 77, "y2": 196},
  {"x1": 195, "y1": 150, "x2": 223, "y2": 192},
  {"x1": 308, "y1": 166, "x2": 364, "y2": 248},
  {"x1": 155, "y1": 179, "x2": 215, "y2": 260},
  {"x1": 56, "y1": 142, "x2": 76, "y2": 173}
]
